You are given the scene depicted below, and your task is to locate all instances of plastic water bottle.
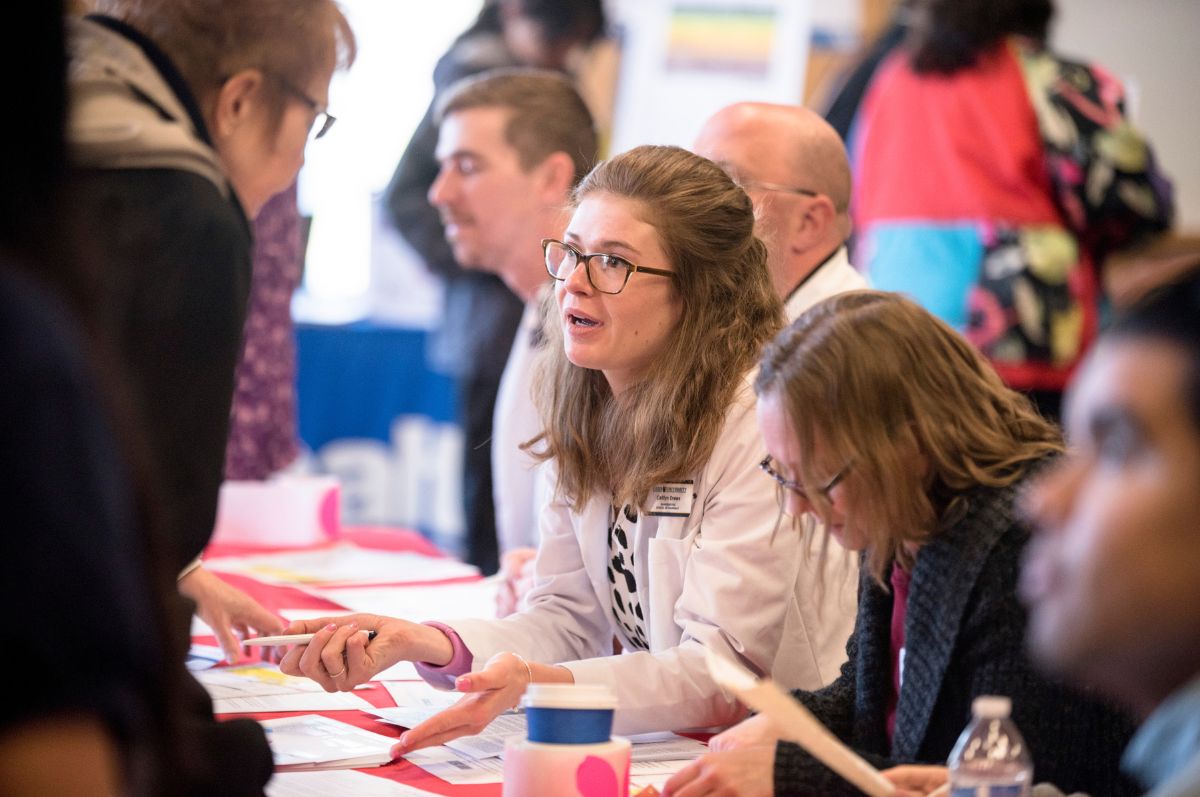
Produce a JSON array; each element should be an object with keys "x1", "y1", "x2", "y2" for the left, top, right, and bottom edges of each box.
[{"x1": 947, "y1": 695, "x2": 1033, "y2": 797}]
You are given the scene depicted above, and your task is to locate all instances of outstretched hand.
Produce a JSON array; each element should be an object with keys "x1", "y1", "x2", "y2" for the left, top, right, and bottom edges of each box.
[
  {"x1": 178, "y1": 566, "x2": 284, "y2": 663},
  {"x1": 391, "y1": 651, "x2": 532, "y2": 756}
]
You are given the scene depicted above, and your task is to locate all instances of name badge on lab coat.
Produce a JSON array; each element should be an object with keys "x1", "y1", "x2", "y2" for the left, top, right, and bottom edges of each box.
[{"x1": 647, "y1": 481, "x2": 694, "y2": 517}]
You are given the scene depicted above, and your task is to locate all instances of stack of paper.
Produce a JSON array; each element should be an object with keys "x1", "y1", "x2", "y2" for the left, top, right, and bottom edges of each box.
[
  {"x1": 369, "y1": 712, "x2": 707, "y2": 788},
  {"x1": 197, "y1": 664, "x2": 374, "y2": 713},
  {"x1": 261, "y1": 715, "x2": 397, "y2": 771},
  {"x1": 267, "y1": 770, "x2": 441, "y2": 796}
]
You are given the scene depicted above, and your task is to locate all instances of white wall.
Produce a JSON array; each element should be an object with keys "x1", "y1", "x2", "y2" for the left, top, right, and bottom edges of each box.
[{"x1": 1053, "y1": 0, "x2": 1200, "y2": 232}]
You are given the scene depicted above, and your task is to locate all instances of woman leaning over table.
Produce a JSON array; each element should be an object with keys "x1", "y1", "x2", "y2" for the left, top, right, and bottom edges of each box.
[
  {"x1": 664, "y1": 291, "x2": 1139, "y2": 797},
  {"x1": 281, "y1": 144, "x2": 858, "y2": 747}
]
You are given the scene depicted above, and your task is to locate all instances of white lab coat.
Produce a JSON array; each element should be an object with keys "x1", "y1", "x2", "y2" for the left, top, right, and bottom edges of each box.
[
  {"x1": 783, "y1": 246, "x2": 869, "y2": 322},
  {"x1": 449, "y1": 374, "x2": 857, "y2": 735}
]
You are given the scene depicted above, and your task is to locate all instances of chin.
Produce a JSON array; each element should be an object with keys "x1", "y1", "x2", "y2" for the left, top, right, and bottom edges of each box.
[{"x1": 1026, "y1": 610, "x2": 1082, "y2": 676}]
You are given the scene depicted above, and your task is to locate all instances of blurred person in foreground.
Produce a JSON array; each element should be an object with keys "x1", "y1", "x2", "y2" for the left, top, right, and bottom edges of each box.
[
  {"x1": 68, "y1": 1, "x2": 355, "y2": 791},
  {"x1": 886, "y1": 272, "x2": 1200, "y2": 797},
  {"x1": 666, "y1": 292, "x2": 1137, "y2": 797},
  {"x1": 693, "y1": 101, "x2": 867, "y2": 322},
  {"x1": 423, "y1": 68, "x2": 599, "y2": 617},
  {"x1": 0, "y1": 4, "x2": 180, "y2": 794},
  {"x1": 384, "y1": 0, "x2": 606, "y2": 574}
]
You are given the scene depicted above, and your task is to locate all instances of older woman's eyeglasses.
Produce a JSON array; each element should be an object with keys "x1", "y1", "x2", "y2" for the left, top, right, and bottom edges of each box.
[
  {"x1": 758, "y1": 455, "x2": 850, "y2": 502},
  {"x1": 276, "y1": 78, "x2": 336, "y2": 140},
  {"x1": 542, "y1": 238, "x2": 675, "y2": 295}
]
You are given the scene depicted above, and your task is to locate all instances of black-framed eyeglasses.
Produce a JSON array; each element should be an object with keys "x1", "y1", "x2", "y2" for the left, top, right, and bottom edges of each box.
[
  {"x1": 542, "y1": 238, "x2": 675, "y2": 295},
  {"x1": 758, "y1": 455, "x2": 850, "y2": 502},
  {"x1": 276, "y1": 77, "x2": 336, "y2": 140},
  {"x1": 741, "y1": 179, "x2": 818, "y2": 198}
]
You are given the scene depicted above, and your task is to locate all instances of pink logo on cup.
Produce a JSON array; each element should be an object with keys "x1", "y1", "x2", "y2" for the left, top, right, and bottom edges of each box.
[{"x1": 576, "y1": 755, "x2": 629, "y2": 797}]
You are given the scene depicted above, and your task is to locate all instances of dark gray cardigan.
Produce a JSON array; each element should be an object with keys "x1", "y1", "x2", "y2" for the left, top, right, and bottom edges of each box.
[{"x1": 774, "y1": 477, "x2": 1139, "y2": 796}]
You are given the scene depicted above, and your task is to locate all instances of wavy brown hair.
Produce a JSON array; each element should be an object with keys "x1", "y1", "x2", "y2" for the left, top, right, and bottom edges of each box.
[
  {"x1": 755, "y1": 291, "x2": 1062, "y2": 584},
  {"x1": 530, "y1": 145, "x2": 782, "y2": 509}
]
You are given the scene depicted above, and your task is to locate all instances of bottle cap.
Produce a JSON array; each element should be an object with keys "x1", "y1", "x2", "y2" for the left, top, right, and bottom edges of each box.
[{"x1": 971, "y1": 695, "x2": 1012, "y2": 719}]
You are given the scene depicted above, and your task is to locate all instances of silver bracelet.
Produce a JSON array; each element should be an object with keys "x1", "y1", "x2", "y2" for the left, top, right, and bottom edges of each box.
[
  {"x1": 511, "y1": 652, "x2": 534, "y2": 687},
  {"x1": 176, "y1": 556, "x2": 203, "y2": 582}
]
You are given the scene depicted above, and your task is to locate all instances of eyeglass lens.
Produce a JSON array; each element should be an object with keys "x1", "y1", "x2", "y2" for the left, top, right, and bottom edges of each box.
[{"x1": 544, "y1": 240, "x2": 630, "y2": 294}]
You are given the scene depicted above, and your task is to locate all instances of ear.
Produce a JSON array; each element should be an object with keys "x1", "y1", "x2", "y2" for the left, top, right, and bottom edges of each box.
[
  {"x1": 211, "y1": 69, "x2": 265, "y2": 139},
  {"x1": 788, "y1": 195, "x2": 838, "y2": 253},
  {"x1": 534, "y1": 151, "x2": 578, "y2": 202}
]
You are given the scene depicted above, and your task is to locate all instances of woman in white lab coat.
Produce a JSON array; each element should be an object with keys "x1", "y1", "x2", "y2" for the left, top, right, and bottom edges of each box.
[{"x1": 280, "y1": 144, "x2": 857, "y2": 748}]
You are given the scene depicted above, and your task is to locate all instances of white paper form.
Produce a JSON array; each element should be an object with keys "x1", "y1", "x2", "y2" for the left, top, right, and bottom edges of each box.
[
  {"x1": 198, "y1": 663, "x2": 375, "y2": 713},
  {"x1": 370, "y1": 700, "x2": 522, "y2": 753},
  {"x1": 267, "y1": 770, "x2": 440, "y2": 797},
  {"x1": 316, "y1": 577, "x2": 499, "y2": 621},
  {"x1": 186, "y1": 644, "x2": 224, "y2": 670},
  {"x1": 399, "y1": 743, "x2": 697, "y2": 787},
  {"x1": 630, "y1": 759, "x2": 694, "y2": 789},
  {"x1": 381, "y1": 681, "x2": 468, "y2": 712},
  {"x1": 401, "y1": 748, "x2": 505, "y2": 785},
  {"x1": 197, "y1": 664, "x2": 328, "y2": 698},
  {"x1": 625, "y1": 733, "x2": 708, "y2": 762},
  {"x1": 205, "y1": 543, "x2": 479, "y2": 586},
  {"x1": 215, "y1": 691, "x2": 374, "y2": 713},
  {"x1": 374, "y1": 660, "x2": 421, "y2": 681},
  {"x1": 374, "y1": 707, "x2": 703, "y2": 763},
  {"x1": 261, "y1": 714, "x2": 396, "y2": 770}
]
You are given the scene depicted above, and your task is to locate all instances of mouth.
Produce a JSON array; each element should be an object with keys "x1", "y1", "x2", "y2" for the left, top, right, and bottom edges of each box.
[
  {"x1": 1017, "y1": 546, "x2": 1059, "y2": 608},
  {"x1": 564, "y1": 310, "x2": 601, "y2": 329}
]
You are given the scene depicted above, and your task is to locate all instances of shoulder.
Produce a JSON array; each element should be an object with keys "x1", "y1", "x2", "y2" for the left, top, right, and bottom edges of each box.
[
  {"x1": 698, "y1": 370, "x2": 765, "y2": 480},
  {"x1": 76, "y1": 169, "x2": 250, "y2": 256}
]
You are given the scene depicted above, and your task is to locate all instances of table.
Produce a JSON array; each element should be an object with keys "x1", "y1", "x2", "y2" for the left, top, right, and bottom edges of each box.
[{"x1": 202, "y1": 527, "x2": 499, "y2": 795}]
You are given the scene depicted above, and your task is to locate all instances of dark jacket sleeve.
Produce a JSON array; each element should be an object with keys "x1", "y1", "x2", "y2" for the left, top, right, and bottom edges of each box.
[{"x1": 76, "y1": 169, "x2": 251, "y2": 570}]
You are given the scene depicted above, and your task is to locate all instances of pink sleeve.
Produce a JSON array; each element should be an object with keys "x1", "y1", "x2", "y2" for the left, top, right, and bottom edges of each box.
[{"x1": 413, "y1": 621, "x2": 474, "y2": 690}]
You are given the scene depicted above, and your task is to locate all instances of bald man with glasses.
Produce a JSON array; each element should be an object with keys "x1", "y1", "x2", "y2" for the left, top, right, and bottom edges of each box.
[{"x1": 694, "y1": 102, "x2": 868, "y2": 321}]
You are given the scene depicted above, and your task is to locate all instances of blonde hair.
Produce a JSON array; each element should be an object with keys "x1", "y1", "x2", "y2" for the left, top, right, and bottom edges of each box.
[
  {"x1": 531, "y1": 145, "x2": 782, "y2": 509},
  {"x1": 89, "y1": 0, "x2": 356, "y2": 130},
  {"x1": 755, "y1": 290, "x2": 1062, "y2": 584}
]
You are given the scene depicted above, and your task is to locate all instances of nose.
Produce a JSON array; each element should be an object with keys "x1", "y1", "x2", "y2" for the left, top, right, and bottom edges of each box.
[
  {"x1": 783, "y1": 489, "x2": 812, "y2": 518},
  {"x1": 428, "y1": 167, "x2": 455, "y2": 207},
  {"x1": 1021, "y1": 458, "x2": 1083, "y2": 535},
  {"x1": 561, "y1": 255, "x2": 593, "y2": 295}
]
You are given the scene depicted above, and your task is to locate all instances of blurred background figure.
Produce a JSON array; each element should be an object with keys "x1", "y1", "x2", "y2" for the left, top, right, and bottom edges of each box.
[
  {"x1": 851, "y1": 0, "x2": 1173, "y2": 421},
  {"x1": 820, "y1": 0, "x2": 916, "y2": 143},
  {"x1": 421, "y1": 68, "x2": 599, "y2": 616},
  {"x1": 67, "y1": 1, "x2": 355, "y2": 791},
  {"x1": 1, "y1": 3, "x2": 180, "y2": 794},
  {"x1": 383, "y1": 0, "x2": 606, "y2": 574},
  {"x1": 693, "y1": 101, "x2": 867, "y2": 321},
  {"x1": 225, "y1": 183, "x2": 305, "y2": 481}
]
